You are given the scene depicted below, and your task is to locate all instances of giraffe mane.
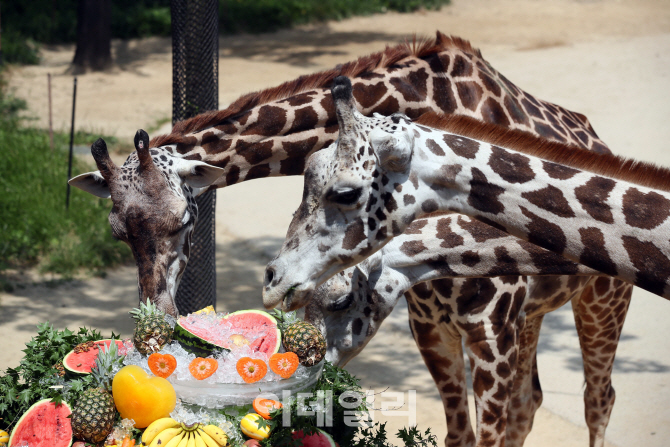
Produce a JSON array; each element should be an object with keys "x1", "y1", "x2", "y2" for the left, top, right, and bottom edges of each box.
[
  {"x1": 150, "y1": 31, "x2": 481, "y2": 148},
  {"x1": 416, "y1": 112, "x2": 670, "y2": 192}
]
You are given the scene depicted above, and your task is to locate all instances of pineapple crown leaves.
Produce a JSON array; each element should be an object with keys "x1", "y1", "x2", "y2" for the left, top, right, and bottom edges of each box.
[
  {"x1": 90, "y1": 338, "x2": 125, "y2": 391},
  {"x1": 129, "y1": 300, "x2": 165, "y2": 322},
  {"x1": 271, "y1": 309, "x2": 299, "y2": 331}
]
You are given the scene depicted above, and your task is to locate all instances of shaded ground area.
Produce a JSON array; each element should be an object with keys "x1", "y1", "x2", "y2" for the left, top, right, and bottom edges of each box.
[{"x1": 3, "y1": 1, "x2": 670, "y2": 446}]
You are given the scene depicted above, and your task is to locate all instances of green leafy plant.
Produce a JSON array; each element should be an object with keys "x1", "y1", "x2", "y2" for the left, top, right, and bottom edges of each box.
[
  {"x1": 219, "y1": 0, "x2": 450, "y2": 34},
  {"x1": 0, "y1": 323, "x2": 106, "y2": 428},
  {"x1": 2, "y1": 0, "x2": 450, "y2": 58},
  {"x1": 265, "y1": 361, "x2": 436, "y2": 447},
  {"x1": 0, "y1": 69, "x2": 132, "y2": 277}
]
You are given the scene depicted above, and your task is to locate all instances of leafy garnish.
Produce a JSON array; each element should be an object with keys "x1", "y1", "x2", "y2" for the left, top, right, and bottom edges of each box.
[
  {"x1": 265, "y1": 361, "x2": 435, "y2": 447},
  {"x1": 0, "y1": 322, "x2": 105, "y2": 429}
]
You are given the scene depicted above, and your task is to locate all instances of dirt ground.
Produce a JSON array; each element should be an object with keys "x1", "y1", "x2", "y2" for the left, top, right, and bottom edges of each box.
[{"x1": 3, "y1": 0, "x2": 670, "y2": 446}]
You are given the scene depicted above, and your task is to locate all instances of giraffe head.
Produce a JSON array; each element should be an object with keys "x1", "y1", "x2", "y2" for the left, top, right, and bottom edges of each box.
[
  {"x1": 263, "y1": 76, "x2": 421, "y2": 310},
  {"x1": 69, "y1": 130, "x2": 225, "y2": 316},
  {"x1": 304, "y1": 252, "x2": 399, "y2": 366}
]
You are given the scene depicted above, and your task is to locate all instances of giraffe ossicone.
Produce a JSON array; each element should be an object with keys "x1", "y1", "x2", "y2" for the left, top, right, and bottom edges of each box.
[{"x1": 263, "y1": 75, "x2": 670, "y2": 310}]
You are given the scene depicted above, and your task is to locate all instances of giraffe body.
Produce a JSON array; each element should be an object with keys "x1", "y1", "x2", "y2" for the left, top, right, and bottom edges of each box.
[
  {"x1": 305, "y1": 212, "x2": 620, "y2": 446},
  {"x1": 263, "y1": 76, "x2": 670, "y2": 309}
]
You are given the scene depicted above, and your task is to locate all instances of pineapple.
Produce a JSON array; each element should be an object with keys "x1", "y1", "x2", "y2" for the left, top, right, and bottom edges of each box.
[
  {"x1": 129, "y1": 300, "x2": 173, "y2": 355},
  {"x1": 71, "y1": 342, "x2": 122, "y2": 444},
  {"x1": 274, "y1": 310, "x2": 326, "y2": 367}
]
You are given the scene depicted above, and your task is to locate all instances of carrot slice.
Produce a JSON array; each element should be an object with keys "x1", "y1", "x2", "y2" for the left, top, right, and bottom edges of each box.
[
  {"x1": 269, "y1": 352, "x2": 300, "y2": 379},
  {"x1": 148, "y1": 353, "x2": 177, "y2": 379},
  {"x1": 188, "y1": 357, "x2": 219, "y2": 380},
  {"x1": 253, "y1": 397, "x2": 283, "y2": 419},
  {"x1": 120, "y1": 437, "x2": 132, "y2": 447},
  {"x1": 236, "y1": 357, "x2": 268, "y2": 383}
]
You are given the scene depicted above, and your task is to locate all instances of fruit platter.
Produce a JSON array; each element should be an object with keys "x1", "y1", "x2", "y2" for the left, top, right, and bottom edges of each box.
[
  {"x1": 0, "y1": 301, "x2": 437, "y2": 447},
  {"x1": 0, "y1": 302, "x2": 334, "y2": 447},
  {"x1": 130, "y1": 305, "x2": 327, "y2": 408}
]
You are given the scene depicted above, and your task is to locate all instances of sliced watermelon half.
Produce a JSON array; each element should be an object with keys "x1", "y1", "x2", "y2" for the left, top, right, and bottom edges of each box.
[
  {"x1": 174, "y1": 309, "x2": 281, "y2": 357},
  {"x1": 9, "y1": 399, "x2": 73, "y2": 447},
  {"x1": 292, "y1": 428, "x2": 337, "y2": 447},
  {"x1": 63, "y1": 339, "x2": 124, "y2": 375}
]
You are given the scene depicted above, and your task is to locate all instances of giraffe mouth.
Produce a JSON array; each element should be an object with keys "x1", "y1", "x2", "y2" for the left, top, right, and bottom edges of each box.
[{"x1": 282, "y1": 284, "x2": 299, "y2": 311}]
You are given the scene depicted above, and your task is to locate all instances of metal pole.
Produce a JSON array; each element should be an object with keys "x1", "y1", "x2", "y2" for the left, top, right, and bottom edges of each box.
[
  {"x1": 171, "y1": 0, "x2": 219, "y2": 314},
  {"x1": 48, "y1": 73, "x2": 54, "y2": 151},
  {"x1": 66, "y1": 77, "x2": 77, "y2": 210}
]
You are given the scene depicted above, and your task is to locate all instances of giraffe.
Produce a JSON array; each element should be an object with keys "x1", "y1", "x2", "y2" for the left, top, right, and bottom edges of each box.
[
  {"x1": 262, "y1": 76, "x2": 670, "y2": 444},
  {"x1": 262, "y1": 75, "x2": 670, "y2": 308},
  {"x1": 304, "y1": 212, "x2": 609, "y2": 447},
  {"x1": 69, "y1": 32, "x2": 627, "y2": 320}
]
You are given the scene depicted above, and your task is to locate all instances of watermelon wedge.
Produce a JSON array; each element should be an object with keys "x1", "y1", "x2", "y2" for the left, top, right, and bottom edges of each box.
[
  {"x1": 292, "y1": 429, "x2": 337, "y2": 447},
  {"x1": 8, "y1": 399, "x2": 72, "y2": 447},
  {"x1": 63, "y1": 339, "x2": 124, "y2": 375},
  {"x1": 174, "y1": 309, "x2": 281, "y2": 357}
]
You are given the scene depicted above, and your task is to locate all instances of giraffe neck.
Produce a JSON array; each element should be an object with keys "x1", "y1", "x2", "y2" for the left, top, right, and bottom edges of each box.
[
  {"x1": 398, "y1": 118, "x2": 670, "y2": 296},
  {"x1": 150, "y1": 32, "x2": 608, "y2": 188},
  {"x1": 311, "y1": 211, "x2": 601, "y2": 365},
  {"x1": 381, "y1": 214, "x2": 599, "y2": 287}
]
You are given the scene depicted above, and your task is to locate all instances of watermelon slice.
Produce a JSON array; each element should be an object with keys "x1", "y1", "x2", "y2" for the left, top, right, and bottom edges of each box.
[
  {"x1": 292, "y1": 429, "x2": 337, "y2": 447},
  {"x1": 174, "y1": 309, "x2": 281, "y2": 357},
  {"x1": 8, "y1": 399, "x2": 72, "y2": 447},
  {"x1": 63, "y1": 339, "x2": 124, "y2": 375}
]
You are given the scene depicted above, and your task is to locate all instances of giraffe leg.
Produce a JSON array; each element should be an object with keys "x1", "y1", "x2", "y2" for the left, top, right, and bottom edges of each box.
[
  {"x1": 505, "y1": 316, "x2": 544, "y2": 447},
  {"x1": 406, "y1": 284, "x2": 476, "y2": 447},
  {"x1": 572, "y1": 277, "x2": 633, "y2": 447},
  {"x1": 464, "y1": 327, "x2": 519, "y2": 447},
  {"x1": 457, "y1": 278, "x2": 525, "y2": 447}
]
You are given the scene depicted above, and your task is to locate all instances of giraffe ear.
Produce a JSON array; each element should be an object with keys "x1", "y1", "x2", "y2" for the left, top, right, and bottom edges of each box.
[
  {"x1": 68, "y1": 171, "x2": 111, "y2": 198},
  {"x1": 174, "y1": 159, "x2": 226, "y2": 188},
  {"x1": 370, "y1": 127, "x2": 413, "y2": 173}
]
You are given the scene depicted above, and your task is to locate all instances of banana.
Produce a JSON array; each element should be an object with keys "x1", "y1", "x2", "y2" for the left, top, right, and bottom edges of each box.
[
  {"x1": 176, "y1": 432, "x2": 191, "y2": 447},
  {"x1": 197, "y1": 428, "x2": 225, "y2": 447},
  {"x1": 187, "y1": 431, "x2": 197, "y2": 447},
  {"x1": 163, "y1": 431, "x2": 187, "y2": 447},
  {"x1": 201, "y1": 425, "x2": 228, "y2": 446},
  {"x1": 192, "y1": 430, "x2": 207, "y2": 447},
  {"x1": 149, "y1": 427, "x2": 183, "y2": 447},
  {"x1": 142, "y1": 418, "x2": 180, "y2": 445}
]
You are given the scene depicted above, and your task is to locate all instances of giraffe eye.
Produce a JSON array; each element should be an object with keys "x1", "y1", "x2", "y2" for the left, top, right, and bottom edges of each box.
[
  {"x1": 326, "y1": 186, "x2": 362, "y2": 207},
  {"x1": 327, "y1": 293, "x2": 355, "y2": 312}
]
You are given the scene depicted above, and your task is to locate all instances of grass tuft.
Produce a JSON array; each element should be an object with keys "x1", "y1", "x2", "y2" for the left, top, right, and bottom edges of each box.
[{"x1": 0, "y1": 71, "x2": 131, "y2": 277}]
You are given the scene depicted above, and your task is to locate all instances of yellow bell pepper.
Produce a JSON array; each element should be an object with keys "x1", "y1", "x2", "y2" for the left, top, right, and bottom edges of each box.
[
  {"x1": 240, "y1": 413, "x2": 271, "y2": 440},
  {"x1": 0, "y1": 429, "x2": 9, "y2": 445}
]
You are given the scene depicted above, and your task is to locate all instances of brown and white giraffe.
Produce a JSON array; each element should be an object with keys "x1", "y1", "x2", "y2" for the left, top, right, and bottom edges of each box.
[
  {"x1": 304, "y1": 212, "x2": 611, "y2": 446},
  {"x1": 263, "y1": 75, "x2": 670, "y2": 308},
  {"x1": 69, "y1": 32, "x2": 627, "y2": 320}
]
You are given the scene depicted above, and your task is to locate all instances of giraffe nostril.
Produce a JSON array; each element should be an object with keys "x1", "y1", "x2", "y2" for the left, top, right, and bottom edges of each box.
[{"x1": 264, "y1": 267, "x2": 275, "y2": 287}]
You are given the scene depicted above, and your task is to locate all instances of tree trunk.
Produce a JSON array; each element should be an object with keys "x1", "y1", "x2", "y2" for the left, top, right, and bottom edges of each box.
[{"x1": 71, "y1": 0, "x2": 112, "y2": 74}]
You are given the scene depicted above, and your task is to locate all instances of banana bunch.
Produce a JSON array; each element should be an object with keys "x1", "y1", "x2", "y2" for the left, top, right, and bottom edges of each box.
[{"x1": 141, "y1": 418, "x2": 228, "y2": 447}]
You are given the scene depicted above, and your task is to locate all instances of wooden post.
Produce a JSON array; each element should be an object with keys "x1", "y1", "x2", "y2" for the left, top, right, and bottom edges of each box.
[
  {"x1": 66, "y1": 77, "x2": 77, "y2": 210},
  {"x1": 48, "y1": 74, "x2": 54, "y2": 151}
]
